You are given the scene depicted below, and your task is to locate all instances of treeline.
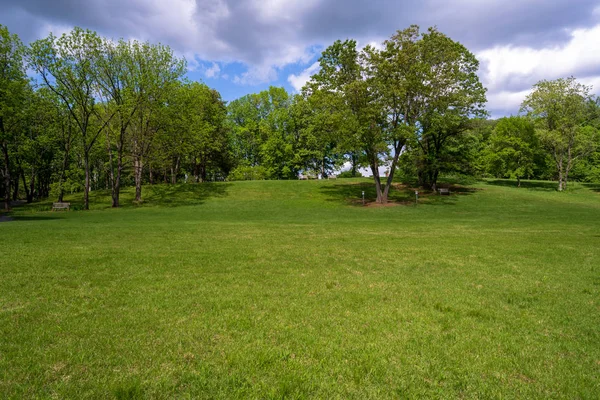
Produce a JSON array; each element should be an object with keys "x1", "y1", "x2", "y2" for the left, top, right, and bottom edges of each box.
[{"x1": 1, "y1": 25, "x2": 599, "y2": 210}]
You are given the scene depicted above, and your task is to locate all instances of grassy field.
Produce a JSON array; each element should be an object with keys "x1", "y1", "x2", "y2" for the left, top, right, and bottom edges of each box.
[{"x1": 1, "y1": 178, "x2": 599, "y2": 399}]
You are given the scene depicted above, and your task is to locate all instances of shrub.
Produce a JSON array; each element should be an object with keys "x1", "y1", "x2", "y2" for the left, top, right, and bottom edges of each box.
[
  {"x1": 227, "y1": 165, "x2": 269, "y2": 181},
  {"x1": 337, "y1": 170, "x2": 363, "y2": 178}
]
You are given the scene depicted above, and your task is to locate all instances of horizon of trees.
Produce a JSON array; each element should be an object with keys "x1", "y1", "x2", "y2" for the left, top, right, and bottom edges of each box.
[{"x1": 1, "y1": 24, "x2": 599, "y2": 210}]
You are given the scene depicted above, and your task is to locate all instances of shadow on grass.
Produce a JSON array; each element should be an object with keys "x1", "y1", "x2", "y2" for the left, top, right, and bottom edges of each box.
[
  {"x1": 418, "y1": 185, "x2": 479, "y2": 207},
  {"x1": 486, "y1": 179, "x2": 558, "y2": 191},
  {"x1": 0, "y1": 214, "x2": 63, "y2": 222},
  {"x1": 11, "y1": 215, "x2": 64, "y2": 221},
  {"x1": 139, "y1": 183, "x2": 231, "y2": 208},
  {"x1": 10, "y1": 182, "x2": 232, "y2": 213},
  {"x1": 319, "y1": 181, "x2": 476, "y2": 207},
  {"x1": 583, "y1": 183, "x2": 600, "y2": 193}
]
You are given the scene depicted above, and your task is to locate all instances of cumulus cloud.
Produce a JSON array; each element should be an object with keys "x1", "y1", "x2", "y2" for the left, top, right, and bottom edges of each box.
[
  {"x1": 233, "y1": 64, "x2": 278, "y2": 85},
  {"x1": 1, "y1": 0, "x2": 600, "y2": 113},
  {"x1": 288, "y1": 62, "x2": 321, "y2": 92},
  {"x1": 479, "y1": 23, "x2": 600, "y2": 114},
  {"x1": 204, "y1": 62, "x2": 221, "y2": 79}
]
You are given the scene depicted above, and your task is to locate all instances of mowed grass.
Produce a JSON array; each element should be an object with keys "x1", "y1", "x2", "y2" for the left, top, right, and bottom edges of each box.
[{"x1": 1, "y1": 179, "x2": 599, "y2": 399}]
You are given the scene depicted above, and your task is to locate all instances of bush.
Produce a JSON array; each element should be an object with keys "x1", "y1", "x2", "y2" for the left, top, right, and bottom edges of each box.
[
  {"x1": 227, "y1": 165, "x2": 269, "y2": 181},
  {"x1": 337, "y1": 170, "x2": 363, "y2": 178}
]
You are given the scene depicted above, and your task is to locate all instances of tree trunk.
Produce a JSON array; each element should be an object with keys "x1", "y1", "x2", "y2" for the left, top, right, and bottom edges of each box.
[
  {"x1": 113, "y1": 143, "x2": 123, "y2": 207},
  {"x1": 517, "y1": 177, "x2": 521, "y2": 187},
  {"x1": 351, "y1": 152, "x2": 358, "y2": 177},
  {"x1": 12, "y1": 170, "x2": 19, "y2": 201},
  {"x1": 557, "y1": 155, "x2": 564, "y2": 192},
  {"x1": 193, "y1": 157, "x2": 200, "y2": 183},
  {"x1": 369, "y1": 159, "x2": 385, "y2": 204},
  {"x1": 200, "y1": 163, "x2": 207, "y2": 183},
  {"x1": 564, "y1": 152, "x2": 572, "y2": 191},
  {"x1": 134, "y1": 155, "x2": 143, "y2": 202},
  {"x1": 430, "y1": 169, "x2": 439, "y2": 192},
  {"x1": 57, "y1": 150, "x2": 69, "y2": 203},
  {"x1": 27, "y1": 167, "x2": 35, "y2": 203},
  {"x1": 106, "y1": 131, "x2": 117, "y2": 207},
  {"x1": 175, "y1": 156, "x2": 181, "y2": 183},
  {"x1": 382, "y1": 143, "x2": 403, "y2": 200},
  {"x1": 2, "y1": 142, "x2": 10, "y2": 211},
  {"x1": 171, "y1": 156, "x2": 181, "y2": 184},
  {"x1": 83, "y1": 152, "x2": 91, "y2": 210}
]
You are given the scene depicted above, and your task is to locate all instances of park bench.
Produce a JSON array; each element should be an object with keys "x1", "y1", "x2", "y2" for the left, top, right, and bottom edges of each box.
[
  {"x1": 328, "y1": 175, "x2": 337, "y2": 179},
  {"x1": 438, "y1": 188, "x2": 450, "y2": 196},
  {"x1": 52, "y1": 202, "x2": 71, "y2": 211},
  {"x1": 299, "y1": 174, "x2": 308, "y2": 180}
]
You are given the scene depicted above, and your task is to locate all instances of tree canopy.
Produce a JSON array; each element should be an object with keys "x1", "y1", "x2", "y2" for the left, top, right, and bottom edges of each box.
[{"x1": 1, "y1": 24, "x2": 600, "y2": 210}]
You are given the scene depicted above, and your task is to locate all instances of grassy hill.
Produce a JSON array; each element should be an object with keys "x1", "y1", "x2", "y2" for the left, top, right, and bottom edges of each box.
[{"x1": 1, "y1": 179, "x2": 599, "y2": 398}]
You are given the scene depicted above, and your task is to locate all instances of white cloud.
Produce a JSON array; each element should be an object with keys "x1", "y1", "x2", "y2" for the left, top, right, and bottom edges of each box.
[
  {"x1": 205, "y1": 62, "x2": 221, "y2": 79},
  {"x1": 287, "y1": 62, "x2": 320, "y2": 91},
  {"x1": 233, "y1": 64, "x2": 278, "y2": 85},
  {"x1": 478, "y1": 23, "x2": 600, "y2": 111},
  {"x1": 4, "y1": 0, "x2": 600, "y2": 99},
  {"x1": 485, "y1": 90, "x2": 532, "y2": 118}
]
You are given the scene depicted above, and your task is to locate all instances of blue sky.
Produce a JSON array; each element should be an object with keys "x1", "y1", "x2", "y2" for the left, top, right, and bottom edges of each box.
[
  {"x1": 186, "y1": 57, "x2": 324, "y2": 102},
  {"x1": 2, "y1": 0, "x2": 600, "y2": 117}
]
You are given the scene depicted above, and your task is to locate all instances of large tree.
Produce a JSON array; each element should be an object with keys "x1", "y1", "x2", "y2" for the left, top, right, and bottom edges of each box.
[
  {"x1": 393, "y1": 27, "x2": 486, "y2": 191},
  {"x1": 521, "y1": 77, "x2": 598, "y2": 191},
  {"x1": 95, "y1": 38, "x2": 141, "y2": 207},
  {"x1": 0, "y1": 25, "x2": 28, "y2": 211},
  {"x1": 305, "y1": 26, "x2": 486, "y2": 201},
  {"x1": 291, "y1": 91, "x2": 347, "y2": 178},
  {"x1": 484, "y1": 116, "x2": 537, "y2": 187},
  {"x1": 127, "y1": 41, "x2": 185, "y2": 202},
  {"x1": 228, "y1": 87, "x2": 303, "y2": 180},
  {"x1": 307, "y1": 39, "x2": 394, "y2": 202},
  {"x1": 29, "y1": 27, "x2": 113, "y2": 210},
  {"x1": 161, "y1": 81, "x2": 229, "y2": 183}
]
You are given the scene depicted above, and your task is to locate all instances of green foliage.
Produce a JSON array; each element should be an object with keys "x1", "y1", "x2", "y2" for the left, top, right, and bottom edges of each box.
[
  {"x1": 0, "y1": 24, "x2": 29, "y2": 210},
  {"x1": 391, "y1": 27, "x2": 487, "y2": 190},
  {"x1": 337, "y1": 170, "x2": 363, "y2": 178},
  {"x1": 521, "y1": 77, "x2": 599, "y2": 190},
  {"x1": 227, "y1": 165, "x2": 269, "y2": 181},
  {"x1": 305, "y1": 26, "x2": 487, "y2": 202},
  {"x1": 159, "y1": 81, "x2": 230, "y2": 183},
  {"x1": 228, "y1": 87, "x2": 306, "y2": 180},
  {"x1": 483, "y1": 116, "x2": 537, "y2": 185}
]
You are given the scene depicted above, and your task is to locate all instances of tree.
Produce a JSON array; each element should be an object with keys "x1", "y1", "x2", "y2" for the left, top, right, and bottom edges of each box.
[
  {"x1": 17, "y1": 88, "x2": 61, "y2": 202},
  {"x1": 307, "y1": 39, "x2": 395, "y2": 203},
  {"x1": 521, "y1": 77, "x2": 599, "y2": 191},
  {"x1": 305, "y1": 27, "x2": 486, "y2": 201},
  {"x1": 228, "y1": 87, "x2": 302, "y2": 180},
  {"x1": 484, "y1": 117, "x2": 537, "y2": 186},
  {"x1": 95, "y1": 38, "x2": 141, "y2": 207},
  {"x1": 161, "y1": 81, "x2": 229, "y2": 183},
  {"x1": 0, "y1": 24, "x2": 28, "y2": 211},
  {"x1": 29, "y1": 27, "x2": 112, "y2": 210},
  {"x1": 386, "y1": 27, "x2": 486, "y2": 190},
  {"x1": 127, "y1": 41, "x2": 185, "y2": 202},
  {"x1": 290, "y1": 91, "x2": 346, "y2": 178}
]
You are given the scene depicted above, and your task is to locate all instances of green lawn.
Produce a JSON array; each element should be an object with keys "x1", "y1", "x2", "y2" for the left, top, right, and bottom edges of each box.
[{"x1": 1, "y1": 179, "x2": 599, "y2": 399}]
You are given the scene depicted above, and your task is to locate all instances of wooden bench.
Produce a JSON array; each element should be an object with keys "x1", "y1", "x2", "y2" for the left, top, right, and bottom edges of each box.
[
  {"x1": 438, "y1": 188, "x2": 450, "y2": 196},
  {"x1": 52, "y1": 202, "x2": 71, "y2": 211},
  {"x1": 328, "y1": 175, "x2": 337, "y2": 180}
]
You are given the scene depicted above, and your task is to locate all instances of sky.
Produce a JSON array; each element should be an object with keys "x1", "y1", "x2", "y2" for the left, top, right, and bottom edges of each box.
[{"x1": 1, "y1": 0, "x2": 600, "y2": 117}]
